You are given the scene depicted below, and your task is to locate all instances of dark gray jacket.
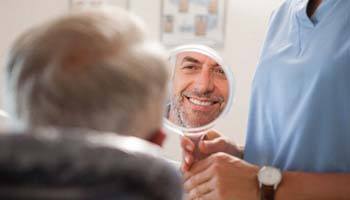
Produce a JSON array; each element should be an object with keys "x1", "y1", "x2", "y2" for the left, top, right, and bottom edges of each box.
[{"x1": 0, "y1": 128, "x2": 183, "y2": 200}]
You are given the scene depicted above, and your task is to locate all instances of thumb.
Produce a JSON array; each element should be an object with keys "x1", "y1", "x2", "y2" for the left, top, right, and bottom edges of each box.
[{"x1": 199, "y1": 137, "x2": 223, "y2": 154}]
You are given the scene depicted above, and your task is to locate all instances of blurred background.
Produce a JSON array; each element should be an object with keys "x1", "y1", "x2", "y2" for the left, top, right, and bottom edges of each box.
[{"x1": 0, "y1": 0, "x2": 283, "y2": 161}]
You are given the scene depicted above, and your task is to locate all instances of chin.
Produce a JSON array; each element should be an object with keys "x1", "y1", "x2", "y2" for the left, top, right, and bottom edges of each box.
[{"x1": 184, "y1": 118, "x2": 214, "y2": 127}]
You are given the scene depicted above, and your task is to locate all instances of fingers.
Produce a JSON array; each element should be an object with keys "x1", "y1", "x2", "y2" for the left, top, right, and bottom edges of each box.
[
  {"x1": 187, "y1": 178, "x2": 215, "y2": 200},
  {"x1": 183, "y1": 155, "x2": 215, "y2": 181},
  {"x1": 181, "y1": 136, "x2": 195, "y2": 152},
  {"x1": 195, "y1": 191, "x2": 216, "y2": 200},
  {"x1": 199, "y1": 130, "x2": 241, "y2": 157},
  {"x1": 181, "y1": 151, "x2": 194, "y2": 172},
  {"x1": 181, "y1": 135, "x2": 195, "y2": 152},
  {"x1": 198, "y1": 130, "x2": 225, "y2": 154},
  {"x1": 181, "y1": 136, "x2": 195, "y2": 172},
  {"x1": 199, "y1": 137, "x2": 217, "y2": 154},
  {"x1": 205, "y1": 130, "x2": 221, "y2": 140},
  {"x1": 184, "y1": 162, "x2": 215, "y2": 192}
]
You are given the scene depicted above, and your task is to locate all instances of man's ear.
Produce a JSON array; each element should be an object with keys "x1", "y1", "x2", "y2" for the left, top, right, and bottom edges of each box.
[{"x1": 148, "y1": 129, "x2": 166, "y2": 147}]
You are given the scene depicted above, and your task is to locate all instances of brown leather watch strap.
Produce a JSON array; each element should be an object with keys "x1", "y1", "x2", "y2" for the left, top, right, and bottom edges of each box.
[{"x1": 260, "y1": 185, "x2": 275, "y2": 200}]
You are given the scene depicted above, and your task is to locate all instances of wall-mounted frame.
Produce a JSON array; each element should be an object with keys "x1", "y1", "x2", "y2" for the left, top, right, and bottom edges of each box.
[
  {"x1": 161, "y1": 0, "x2": 227, "y2": 47},
  {"x1": 70, "y1": 0, "x2": 129, "y2": 10}
]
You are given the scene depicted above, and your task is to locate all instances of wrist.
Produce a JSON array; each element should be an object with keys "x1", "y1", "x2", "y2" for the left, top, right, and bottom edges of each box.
[{"x1": 257, "y1": 166, "x2": 282, "y2": 200}]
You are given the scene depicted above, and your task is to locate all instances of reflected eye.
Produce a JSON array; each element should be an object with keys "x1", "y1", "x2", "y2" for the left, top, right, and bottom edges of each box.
[
  {"x1": 183, "y1": 65, "x2": 195, "y2": 69},
  {"x1": 181, "y1": 64, "x2": 200, "y2": 73},
  {"x1": 214, "y1": 68, "x2": 225, "y2": 75},
  {"x1": 213, "y1": 67, "x2": 226, "y2": 79}
]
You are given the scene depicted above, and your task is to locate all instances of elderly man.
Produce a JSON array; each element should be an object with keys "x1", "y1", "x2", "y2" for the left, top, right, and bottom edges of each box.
[
  {"x1": 168, "y1": 50, "x2": 228, "y2": 128},
  {"x1": 2, "y1": 7, "x2": 182, "y2": 200},
  {"x1": 4, "y1": 7, "x2": 167, "y2": 144}
]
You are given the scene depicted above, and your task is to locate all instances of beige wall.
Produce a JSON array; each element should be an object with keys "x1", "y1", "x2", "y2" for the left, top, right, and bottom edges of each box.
[
  {"x1": 0, "y1": 0, "x2": 283, "y2": 161},
  {"x1": 0, "y1": 0, "x2": 70, "y2": 106}
]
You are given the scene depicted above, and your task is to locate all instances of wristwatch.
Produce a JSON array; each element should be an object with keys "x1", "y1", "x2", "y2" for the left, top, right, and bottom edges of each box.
[{"x1": 257, "y1": 166, "x2": 282, "y2": 200}]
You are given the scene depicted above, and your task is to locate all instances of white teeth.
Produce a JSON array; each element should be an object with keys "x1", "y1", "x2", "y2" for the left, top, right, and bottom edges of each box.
[{"x1": 189, "y1": 98, "x2": 212, "y2": 106}]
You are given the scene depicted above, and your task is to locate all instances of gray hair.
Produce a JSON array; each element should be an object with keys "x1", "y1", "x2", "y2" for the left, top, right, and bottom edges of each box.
[{"x1": 4, "y1": 7, "x2": 169, "y2": 139}]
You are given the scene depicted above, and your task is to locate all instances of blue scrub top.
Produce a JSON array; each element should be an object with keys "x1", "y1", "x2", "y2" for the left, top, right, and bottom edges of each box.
[{"x1": 244, "y1": 0, "x2": 350, "y2": 172}]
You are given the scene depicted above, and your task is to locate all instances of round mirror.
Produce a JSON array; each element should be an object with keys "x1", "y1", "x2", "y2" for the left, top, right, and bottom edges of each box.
[{"x1": 163, "y1": 44, "x2": 235, "y2": 135}]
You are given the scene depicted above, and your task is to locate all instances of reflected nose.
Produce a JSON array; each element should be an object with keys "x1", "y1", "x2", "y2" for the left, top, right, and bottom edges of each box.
[{"x1": 194, "y1": 68, "x2": 214, "y2": 94}]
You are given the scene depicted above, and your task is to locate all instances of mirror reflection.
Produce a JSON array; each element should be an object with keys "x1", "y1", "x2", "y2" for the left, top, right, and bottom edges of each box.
[{"x1": 166, "y1": 48, "x2": 229, "y2": 129}]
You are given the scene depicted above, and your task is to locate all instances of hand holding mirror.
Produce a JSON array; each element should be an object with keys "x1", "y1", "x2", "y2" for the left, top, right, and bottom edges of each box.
[{"x1": 163, "y1": 44, "x2": 235, "y2": 161}]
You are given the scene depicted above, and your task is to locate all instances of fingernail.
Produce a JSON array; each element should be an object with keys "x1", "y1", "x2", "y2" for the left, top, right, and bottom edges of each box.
[
  {"x1": 186, "y1": 144, "x2": 193, "y2": 151},
  {"x1": 185, "y1": 155, "x2": 190, "y2": 163}
]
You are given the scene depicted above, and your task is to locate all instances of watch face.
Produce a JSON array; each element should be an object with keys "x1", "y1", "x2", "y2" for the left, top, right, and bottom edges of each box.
[{"x1": 258, "y1": 166, "x2": 282, "y2": 186}]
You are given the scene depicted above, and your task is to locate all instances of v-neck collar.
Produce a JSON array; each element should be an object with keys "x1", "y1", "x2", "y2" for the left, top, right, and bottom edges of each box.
[
  {"x1": 294, "y1": 0, "x2": 334, "y2": 27},
  {"x1": 291, "y1": 0, "x2": 340, "y2": 56}
]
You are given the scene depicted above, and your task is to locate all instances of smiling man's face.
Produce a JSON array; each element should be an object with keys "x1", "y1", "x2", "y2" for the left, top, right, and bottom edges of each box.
[{"x1": 168, "y1": 52, "x2": 228, "y2": 128}]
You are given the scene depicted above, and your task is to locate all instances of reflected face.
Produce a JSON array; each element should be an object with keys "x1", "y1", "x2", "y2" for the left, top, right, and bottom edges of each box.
[{"x1": 168, "y1": 52, "x2": 228, "y2": 128}]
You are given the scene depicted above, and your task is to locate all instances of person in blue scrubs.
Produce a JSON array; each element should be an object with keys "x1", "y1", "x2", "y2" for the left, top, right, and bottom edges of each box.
[{"x1": 181, "y1": 0, "x2": 350, "y2": 199}]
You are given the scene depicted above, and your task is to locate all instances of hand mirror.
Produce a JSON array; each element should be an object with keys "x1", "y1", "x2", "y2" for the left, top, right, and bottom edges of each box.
[{"x1": 163, "y1": 44, "x2": 235, "y2": 159}]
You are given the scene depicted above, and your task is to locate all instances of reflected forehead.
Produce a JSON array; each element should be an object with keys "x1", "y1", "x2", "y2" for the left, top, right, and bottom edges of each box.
[{"x1": 177, "y1": 52, "x2": 219, "y2": 66}]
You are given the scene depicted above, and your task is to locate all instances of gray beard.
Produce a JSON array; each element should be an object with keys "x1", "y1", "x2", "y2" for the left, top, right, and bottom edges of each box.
[
  {"x1": 170, "y1": 95, "x2": 207, "y2": 128},
  {"x1": 170, "y1": 95, "x2": 190, "y2": 128}
]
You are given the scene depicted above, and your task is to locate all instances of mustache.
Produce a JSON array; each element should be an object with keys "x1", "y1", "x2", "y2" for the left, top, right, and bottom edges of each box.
[{"x1": 181, "y1": 90, "x2": 224, "y2": 103}]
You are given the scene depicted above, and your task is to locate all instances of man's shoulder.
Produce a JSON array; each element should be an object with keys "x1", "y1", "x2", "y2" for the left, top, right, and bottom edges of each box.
[{"x1": 0, "y1": 128, "x2": 183, "y2": 199}]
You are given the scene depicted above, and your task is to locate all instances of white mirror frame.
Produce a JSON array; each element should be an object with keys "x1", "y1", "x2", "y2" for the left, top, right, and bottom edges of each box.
[{"x1": 163, "y1": 44, "x2": 235, "y2": 134}]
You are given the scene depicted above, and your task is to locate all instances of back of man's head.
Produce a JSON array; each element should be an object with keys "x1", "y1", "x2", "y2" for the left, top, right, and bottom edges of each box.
[{"x1": 4, "y1": 7, "x2": 169, "y2": 140}]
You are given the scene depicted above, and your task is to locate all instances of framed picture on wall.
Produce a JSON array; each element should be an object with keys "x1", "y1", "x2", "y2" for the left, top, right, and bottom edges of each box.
[
  {"x1": 70, "y1": 0, "x2": 129, "y2": 10},
  {"x1": 161, "y1": 0, "x2": 227, "y2": 47}
]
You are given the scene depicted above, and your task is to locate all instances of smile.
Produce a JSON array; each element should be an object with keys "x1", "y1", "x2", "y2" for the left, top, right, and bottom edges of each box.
[{"x1": 188, "y1": 98, "x2": 214, "y2": 106}]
